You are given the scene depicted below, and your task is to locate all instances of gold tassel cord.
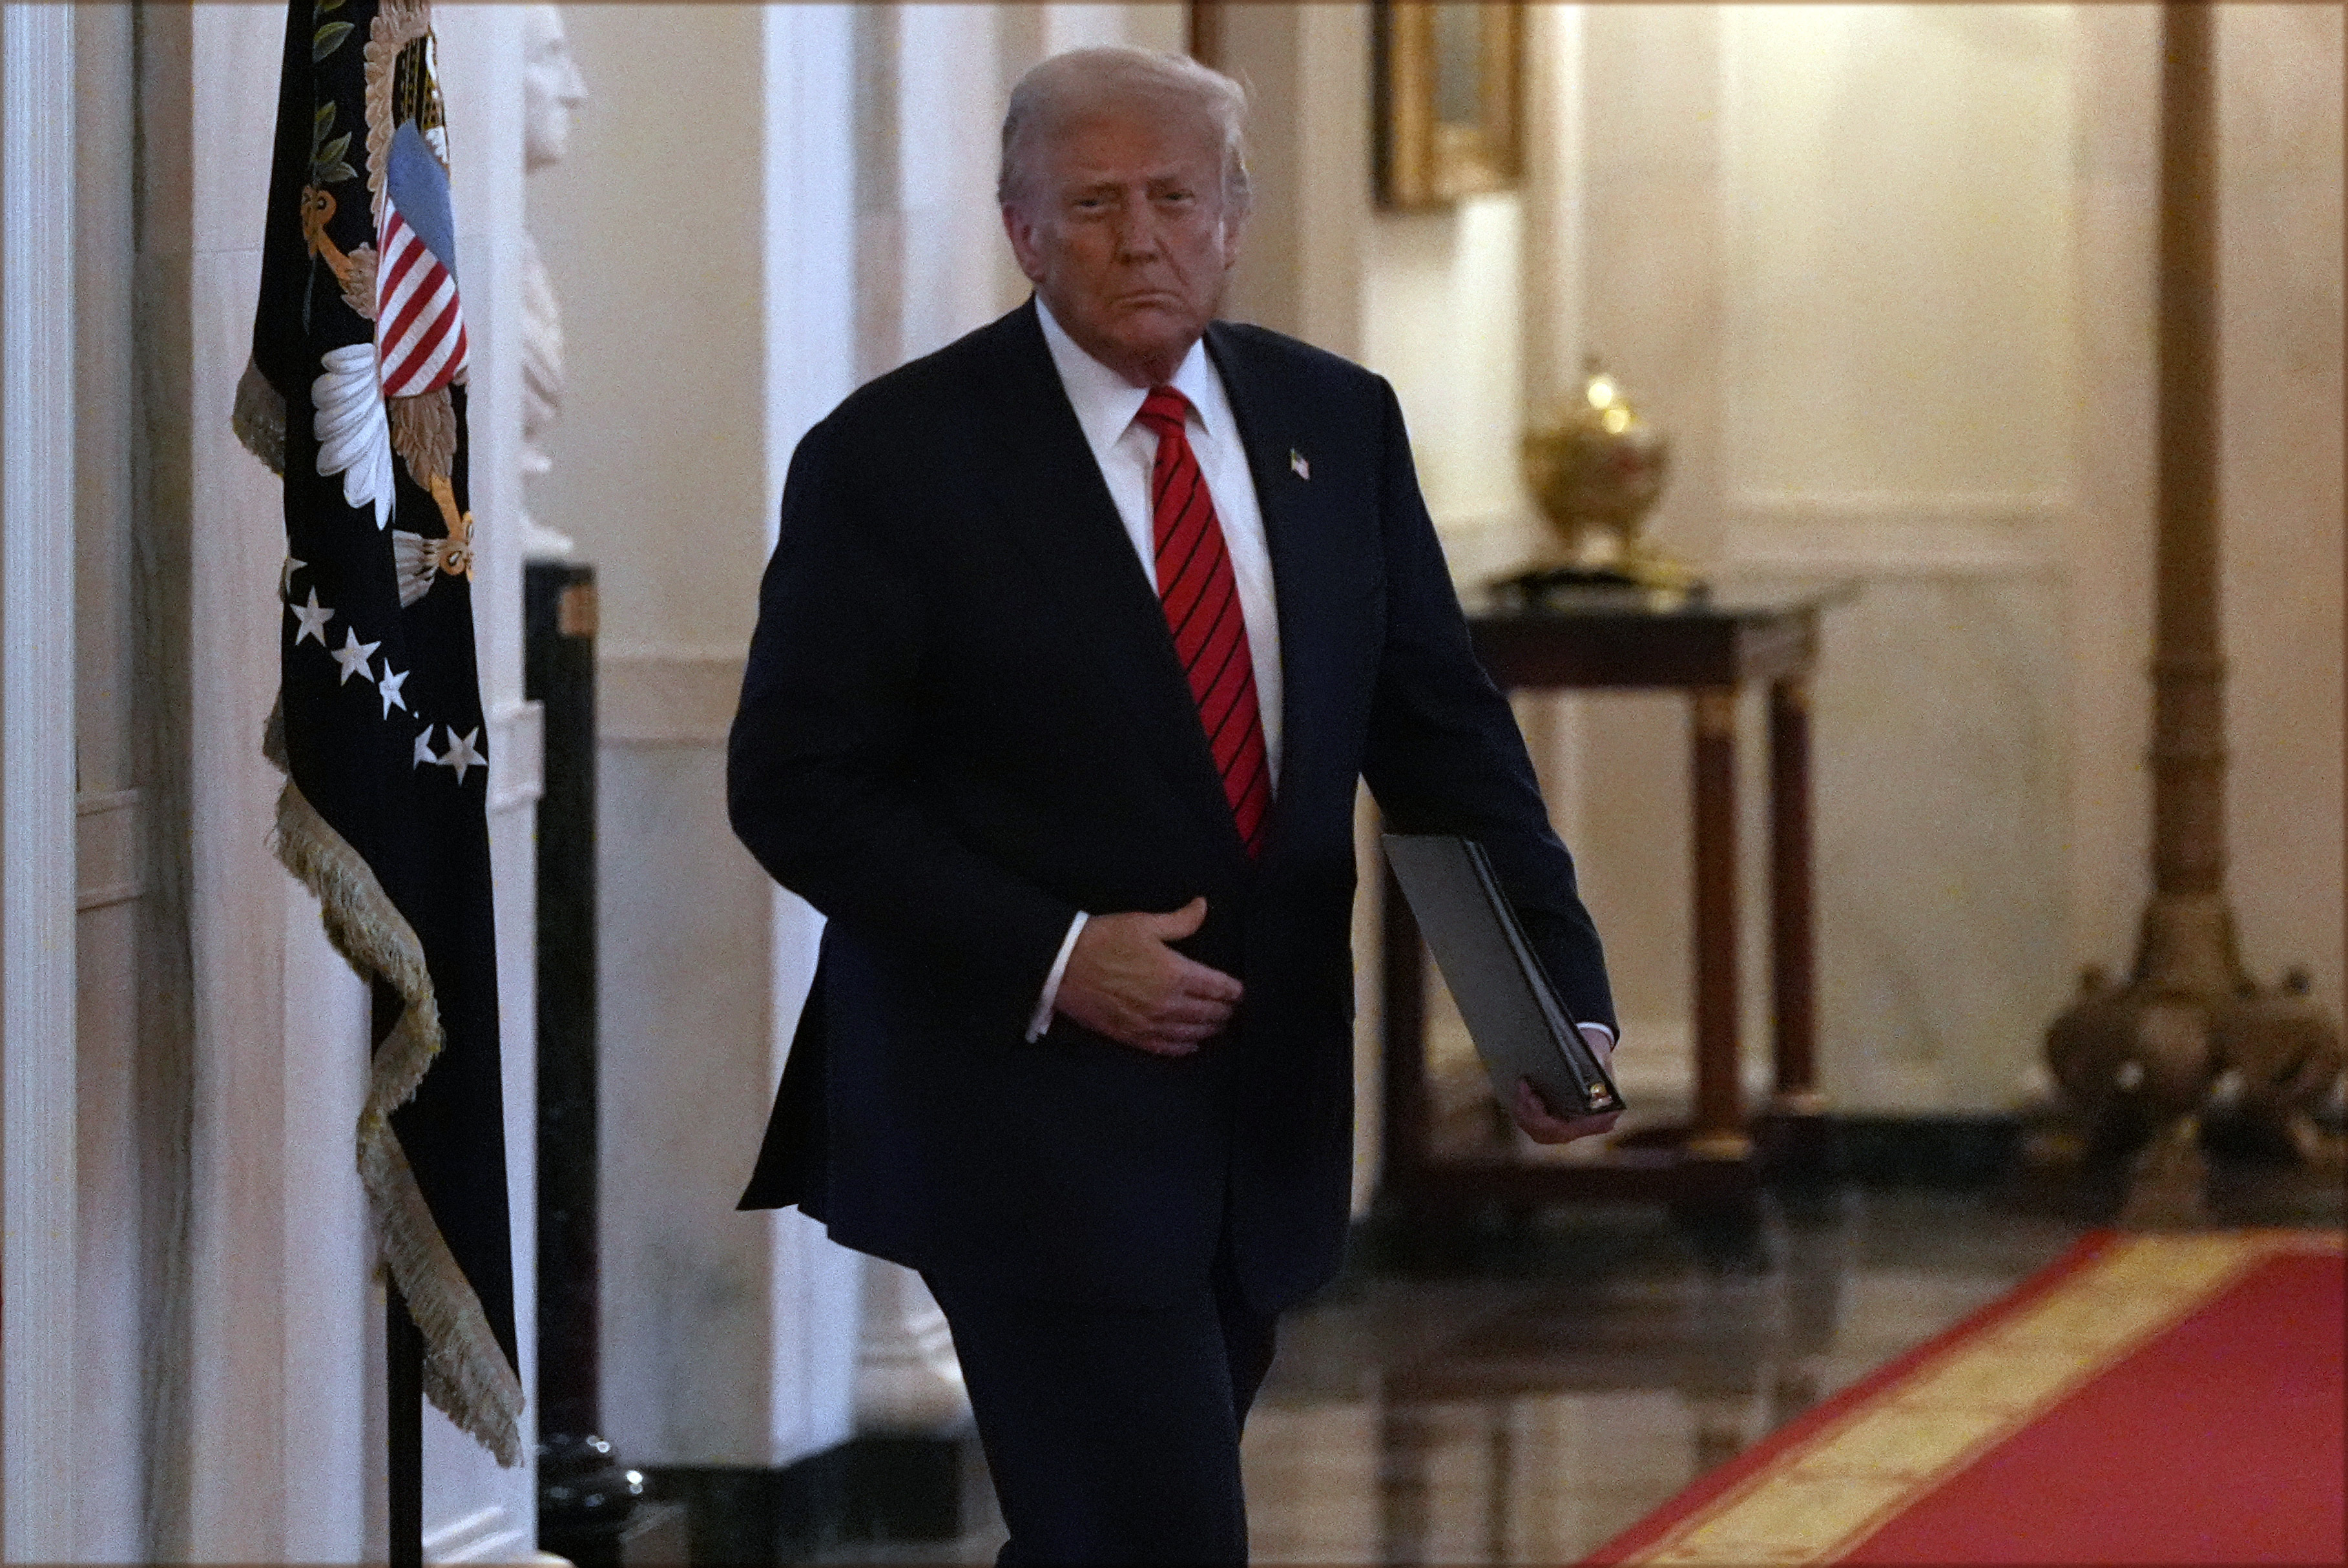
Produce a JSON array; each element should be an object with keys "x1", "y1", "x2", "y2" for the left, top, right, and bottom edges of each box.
[
  {"x1": 233, "y1": 358, "x2": 289, "y2": 477},
  {"x1": 362, "y1": 1113, "x2": 526, "y2": 1465},
  {"x1": 264, "y1": 745, "x2": 524, "y2": 1465}
]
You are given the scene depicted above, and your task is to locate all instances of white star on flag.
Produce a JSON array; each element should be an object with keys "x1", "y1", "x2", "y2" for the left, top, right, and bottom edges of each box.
[
  {"x1": 437, "y1": 727, "x2": 486, "y2": 786},
  {"x1": 412, "y1": 725, "x2": 439, "y2": 769},
  {"x1": 330, "y1": 626, "x2": 381, "y2": 685},
  {"x1": 290, "y1": 588, "x2": 335, "y2": 648},
  {"x1": 282, "y1": 555, "x2": 306, "y2": 597},
  {"x1": 379, "y1": 665, "x2": 411, "y2": 717}
]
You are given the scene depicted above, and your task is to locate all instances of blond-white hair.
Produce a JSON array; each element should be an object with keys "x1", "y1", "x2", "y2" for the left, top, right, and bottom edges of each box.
[{"x1": 998, "y1": 46, "x2": 1251, "y2": 219}]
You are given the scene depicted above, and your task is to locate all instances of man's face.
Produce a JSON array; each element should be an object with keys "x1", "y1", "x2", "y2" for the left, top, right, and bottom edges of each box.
[{"x1": 1003, "y1": 107, "x2": 1243, "y2": 389}]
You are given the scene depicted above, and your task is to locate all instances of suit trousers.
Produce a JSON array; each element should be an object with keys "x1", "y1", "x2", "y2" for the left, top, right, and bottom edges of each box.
[{"x1": 924, "y1": 1244, "x2": 1280, "y2": 1566}]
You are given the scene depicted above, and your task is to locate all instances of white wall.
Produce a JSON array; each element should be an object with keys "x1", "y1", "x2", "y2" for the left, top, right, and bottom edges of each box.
[{"x1": 1713, "y1": 3, "x2": 2078, "y2": 1110}]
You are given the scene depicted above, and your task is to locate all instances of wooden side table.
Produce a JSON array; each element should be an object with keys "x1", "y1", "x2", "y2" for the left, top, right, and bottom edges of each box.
[{"x1": 1378, "y1": 586, "x2": 1848, "y2": 1213}]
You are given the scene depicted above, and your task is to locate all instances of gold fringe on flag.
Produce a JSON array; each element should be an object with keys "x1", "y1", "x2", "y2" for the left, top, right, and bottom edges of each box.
[{"x1": 264, "y1": 710, "x2": 525, "y2": 1465}]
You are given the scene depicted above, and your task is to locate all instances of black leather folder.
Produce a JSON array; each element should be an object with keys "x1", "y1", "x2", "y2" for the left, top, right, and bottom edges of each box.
[{"x1": 1382, "y1": 833, "x2": 1624, "y2": 1119}]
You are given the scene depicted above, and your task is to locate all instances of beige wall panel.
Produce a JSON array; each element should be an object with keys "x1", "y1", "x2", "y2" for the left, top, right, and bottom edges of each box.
[
  {"x1": 2216, "y1": 5, "x2": 2345, "y2": 1011},
  {"x1": 538, "y1": 1, "x2": 866, "y2": 1464},
  {"x1": 597, "y1": 743, "x2": 782, "y2": 1463},
  {"x1": 1723, "y1": 5, "x2": 2074, "y2": 500},
  {"x1": 1364, "y1": 195, "x2": 1530, "y2": 537},
  {"x1": 530, "y1": 4, "x2": 769, "y2": 661}
]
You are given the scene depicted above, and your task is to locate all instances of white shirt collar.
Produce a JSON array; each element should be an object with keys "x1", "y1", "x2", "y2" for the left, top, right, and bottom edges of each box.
[{"x1": 1034, "y1": 293, "x2": 1225, "y2": 451}]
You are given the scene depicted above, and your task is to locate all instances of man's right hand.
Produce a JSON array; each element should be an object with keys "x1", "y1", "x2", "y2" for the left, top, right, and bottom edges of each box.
[{"x1": 1053, "y1": 896, "x2": 1243, "y2": 1057}]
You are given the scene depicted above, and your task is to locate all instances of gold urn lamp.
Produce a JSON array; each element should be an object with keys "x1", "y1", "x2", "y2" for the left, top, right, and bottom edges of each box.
[{"x1": 1511, "y1": 356, "x2": 1693, "y2": 602}]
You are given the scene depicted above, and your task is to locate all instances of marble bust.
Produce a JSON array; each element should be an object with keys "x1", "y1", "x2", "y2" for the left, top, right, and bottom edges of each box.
[{"x1": 523, "y1": 3, "x2": 586, "y2": 173}]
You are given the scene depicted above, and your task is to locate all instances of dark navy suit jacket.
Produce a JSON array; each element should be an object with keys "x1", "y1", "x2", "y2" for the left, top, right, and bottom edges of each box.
[{"x1": 727, "y1": 300, "x2": 1614, "y2": 1313}]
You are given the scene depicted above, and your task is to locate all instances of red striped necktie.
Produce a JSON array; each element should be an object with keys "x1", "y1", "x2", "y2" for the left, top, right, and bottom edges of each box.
[{"x1": 1137, "y1": 386, "x2": 1271, "y2": 857}]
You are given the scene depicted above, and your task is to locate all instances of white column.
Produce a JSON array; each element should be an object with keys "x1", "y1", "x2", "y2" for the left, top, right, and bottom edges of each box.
[
  {"x1": 1521, "y1": 5, "x2": 1587, "y2": 433},
  {"x1": 1213, "y1": 2, "x2": 1368, "y2": 358},
  {"x1": 127, "y1": 5, "x2": 292, "y2": 1553},
  {"x1": 761, "y1": 1, "x2": 867, "y2": 1463},
  {"x1": 1, "y1": 5, "x2": 79, "y2": 1560},
  {"x1": 278, "y1": 902, "x2": 375, "y2": 1562},
  {"x1": 423, "y1": 7, "x2": 544, "y2": 1560},
  {"x1": 888, "y1": 4, "x2": 1009, "y2": 363}
]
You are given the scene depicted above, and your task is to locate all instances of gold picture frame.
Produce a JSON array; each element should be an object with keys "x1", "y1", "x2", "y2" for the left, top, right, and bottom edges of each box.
[{"x1": 1375, "y1": 1, "x2": 1525, "y2": 209}]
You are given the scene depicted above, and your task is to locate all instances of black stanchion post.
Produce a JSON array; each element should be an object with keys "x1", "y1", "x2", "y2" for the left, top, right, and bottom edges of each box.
[{"x1": 528, "y1": 561, "x2": 667, "y2": 1563}]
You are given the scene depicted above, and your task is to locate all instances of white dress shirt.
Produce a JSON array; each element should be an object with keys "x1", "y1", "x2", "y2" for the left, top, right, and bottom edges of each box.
[{"x1": 1026, "y1": 298, "x2": 1283, "y2": 1037}]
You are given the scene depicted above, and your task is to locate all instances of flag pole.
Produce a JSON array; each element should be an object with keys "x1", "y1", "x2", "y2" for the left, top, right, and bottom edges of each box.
[
  {"x1": 389, "y1": 1283, "x2": 424, "y2": 1567},
  {"x1": 377, "y1": 980, "x2": 425, "y2": 1567}
]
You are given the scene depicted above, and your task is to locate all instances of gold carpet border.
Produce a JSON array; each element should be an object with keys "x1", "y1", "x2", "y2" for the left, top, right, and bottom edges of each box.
[{"x1": 1623, "y1": 1230, "x2": 2343, "y2": 1567}]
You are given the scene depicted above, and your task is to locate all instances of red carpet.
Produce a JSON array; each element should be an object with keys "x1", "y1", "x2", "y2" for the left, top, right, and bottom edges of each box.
[{"x1": 1587, "y1": 1230, "x2": 2345, "y2": 1567}]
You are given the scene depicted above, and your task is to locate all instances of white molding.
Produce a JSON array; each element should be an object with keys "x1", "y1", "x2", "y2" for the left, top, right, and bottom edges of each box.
[
  {"x1": 1, "y1": 6, "x2": 79, "y2": 1560},
  {"x1": 172, "y1": 8, "x2": 303, "y2": 1553},
  {"x1": 488, "y1": 698, "x2": 544, "y2": 816},
  {"x1": 1721, "y1": 491, "x2": 2070, "y2": 577}
]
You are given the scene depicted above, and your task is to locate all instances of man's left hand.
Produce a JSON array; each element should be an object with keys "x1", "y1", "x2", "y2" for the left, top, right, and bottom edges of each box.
[{"x1": 1506, "y1": 1026, "x2": 1621, "y2": 1146}]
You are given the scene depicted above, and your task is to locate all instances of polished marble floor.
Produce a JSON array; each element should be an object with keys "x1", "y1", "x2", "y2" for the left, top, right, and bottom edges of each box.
[{"x1": 810, "y1": 1186, "x2": 2154, "y2": 1565}]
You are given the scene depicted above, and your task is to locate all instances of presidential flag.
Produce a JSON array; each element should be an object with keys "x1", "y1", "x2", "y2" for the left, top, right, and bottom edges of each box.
[{"x1": 234, "y1": 0, "x2": 521, "y2": 1463}]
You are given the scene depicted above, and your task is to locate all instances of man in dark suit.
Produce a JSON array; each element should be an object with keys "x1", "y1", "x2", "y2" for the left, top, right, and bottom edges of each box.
[{"x1": 728, "y1": 46, "x2": 1619, "y2": 1565}]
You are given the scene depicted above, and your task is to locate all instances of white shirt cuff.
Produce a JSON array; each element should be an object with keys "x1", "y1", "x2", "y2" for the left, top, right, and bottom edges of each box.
[{"x1": 1026, "y1": 913, "x2": 1088, "y2": 1041}]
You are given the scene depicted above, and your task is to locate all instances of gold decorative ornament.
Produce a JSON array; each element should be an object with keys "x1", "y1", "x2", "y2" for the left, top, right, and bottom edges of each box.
[{"x1": 1509, "y1": 356, "x2": 1694, "y2": 604}]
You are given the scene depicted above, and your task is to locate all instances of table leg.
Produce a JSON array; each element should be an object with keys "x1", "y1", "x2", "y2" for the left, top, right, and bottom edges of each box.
[
  {"x1": 1690, "y1": 688, "x2": 1749, "y2": 1159},
  {"x1": 1769, "y1": 677, "x2": 1822, "y2": 1112}
]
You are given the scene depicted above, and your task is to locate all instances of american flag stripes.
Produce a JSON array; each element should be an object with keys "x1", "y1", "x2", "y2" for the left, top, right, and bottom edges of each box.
[{"x1": 376, "y1": 192, "x2": 468, "y2": 397}]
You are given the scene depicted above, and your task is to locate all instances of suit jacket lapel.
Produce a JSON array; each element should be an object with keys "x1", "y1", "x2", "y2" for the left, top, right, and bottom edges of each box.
[{"x1": 973, "y1": 302, "x2": 1241, "y2": 846}]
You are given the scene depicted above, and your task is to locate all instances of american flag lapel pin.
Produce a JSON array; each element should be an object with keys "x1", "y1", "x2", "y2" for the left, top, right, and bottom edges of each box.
[{"x1": 1289, "y1": 448, "x2": 1310, "y2": 480}]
